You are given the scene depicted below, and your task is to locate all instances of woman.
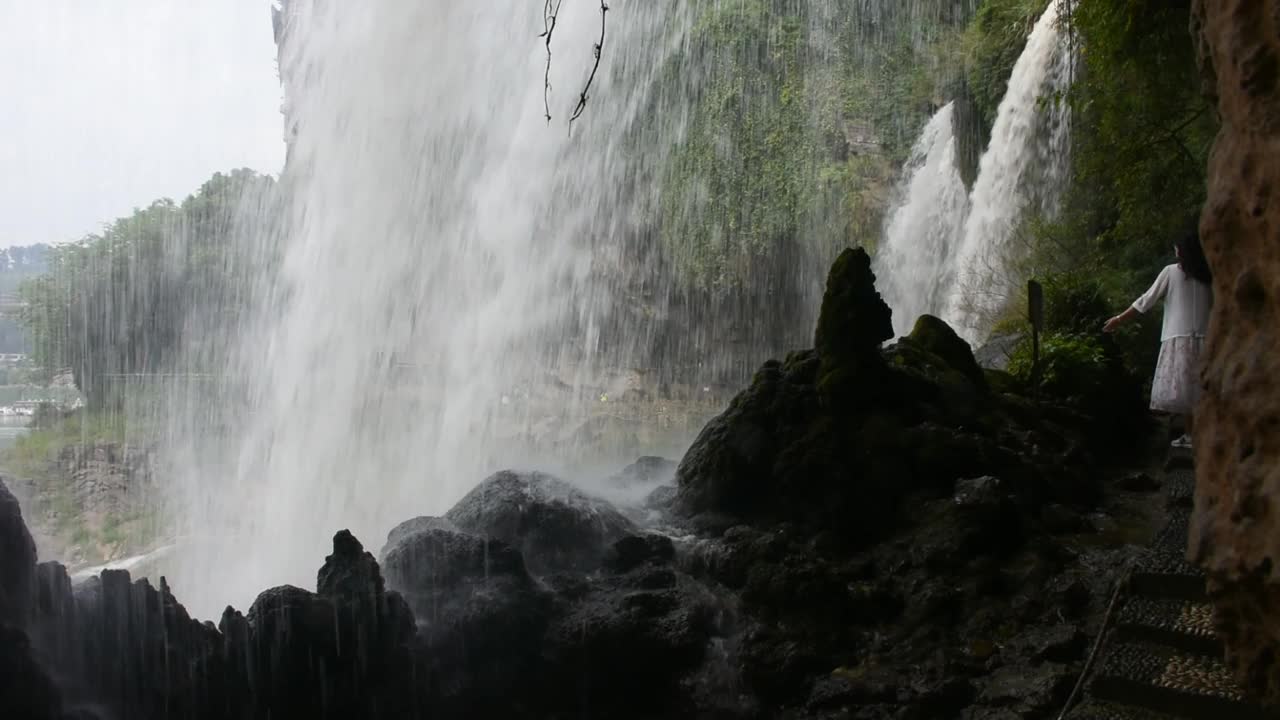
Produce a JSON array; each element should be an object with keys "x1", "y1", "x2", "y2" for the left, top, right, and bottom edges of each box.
[{"x1": 1103, "y1": 232, "x2": 1213, "y2": 448}]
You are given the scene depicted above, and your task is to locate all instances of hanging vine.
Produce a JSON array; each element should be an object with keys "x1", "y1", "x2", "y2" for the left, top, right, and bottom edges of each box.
[{"x1": 540, "y1": 0, "x2": 609, "y2": 129}]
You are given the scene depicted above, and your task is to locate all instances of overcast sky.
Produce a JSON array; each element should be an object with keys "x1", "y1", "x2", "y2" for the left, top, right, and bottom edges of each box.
[{"x1": 0, "y1": 0, "x2": 286, "y2": 247}]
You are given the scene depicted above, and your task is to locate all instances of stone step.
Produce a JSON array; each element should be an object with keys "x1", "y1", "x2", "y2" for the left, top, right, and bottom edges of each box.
[
  {"x1": 1153, "y1": 509, "x2": 1191, "y2": 553},
  {"x1": 1115, "y1": 597, "x2": 1220, "y2": 656},
  {"x1": 1164, "y1": 468, "x2": 1194, "y2": 509},
  {"x1": 1129, "y1": 549, "x2": 1206, "y2": 602},
  {"x1": 1065, "y1": 699, "x2": 1178, "y2": 720},
  {"x1": 1164, "y1": 448, "x2": 1193, "y2": 471},
  {"x1": 1091, "y1": 640, "x2": 1269, "y2": 719}
]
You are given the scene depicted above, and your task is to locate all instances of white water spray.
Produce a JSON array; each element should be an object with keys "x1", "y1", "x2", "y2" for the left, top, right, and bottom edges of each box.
[
  {"x1": 165, "y1": 0, "x2": 696, "y2": 618},
  {"x1": 874, "y1": 102, "x2": 970, "y2": 337},
  {"x1": 943, "y1": 0, "x2": 1072, "y2": 341}
]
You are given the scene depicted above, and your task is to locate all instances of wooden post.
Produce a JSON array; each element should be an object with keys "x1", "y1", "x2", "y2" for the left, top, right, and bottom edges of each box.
[{"x1": 1028, "y1": 279, "x2": 1044, "y2": 389}]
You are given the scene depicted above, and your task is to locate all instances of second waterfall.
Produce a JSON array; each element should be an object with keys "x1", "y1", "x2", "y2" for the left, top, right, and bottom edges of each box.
[{"x1": 877, "y1": 0, "x2": 1074, "y2": 343}]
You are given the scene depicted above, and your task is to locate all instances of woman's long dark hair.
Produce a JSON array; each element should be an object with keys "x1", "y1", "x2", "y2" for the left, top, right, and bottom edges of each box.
[{"x1": 1177, "y1": 230, "x2": 1212, "y2": 285}]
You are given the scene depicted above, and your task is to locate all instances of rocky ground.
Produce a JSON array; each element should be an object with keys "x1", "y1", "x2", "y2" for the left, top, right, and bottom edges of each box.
[
  {"x1": 0, "y1": 248, "x2": 1175, "y2": 719},
  {"x1": 2, "y1": 441, "x2": 158, "y2": 569}
]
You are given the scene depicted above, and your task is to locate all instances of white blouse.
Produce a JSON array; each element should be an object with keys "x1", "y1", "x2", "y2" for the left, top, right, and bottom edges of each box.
[{"x1": 1131, "y1": 263, "x2": 1213, "y2": 341}]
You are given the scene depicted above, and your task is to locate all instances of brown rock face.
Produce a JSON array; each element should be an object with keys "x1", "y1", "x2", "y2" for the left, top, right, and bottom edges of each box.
[{"x1": 1190, "y1": 0, "x2": 1280, "y2": 705}]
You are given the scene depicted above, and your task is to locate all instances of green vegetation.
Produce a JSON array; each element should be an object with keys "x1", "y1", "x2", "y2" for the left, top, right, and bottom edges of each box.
[
  {"x1": 1, "y1": 407, "x2": 158, "y2": 562},
  {"x1": 9, "y1": 1, "x2": 1212, "y2": 434},
  {"x1": 980, "y1": 0, "x2": 1212, "y2": 394},
  {"x1": 962, "y1": 0, "x2": 1053, "y2": 133},
  {"x1": 7, "y1": 168, "x2": 270, "y2": 558},
  {"x1": 20, "y1": 169, "x2": 277, "y2": 408},
  {"x1": 652, "y1": 0, "x2": 1210, "y2": 388},
  {"x1": 993, "y1": 0, "x2": 1213, "y2": 297},
  {"x1": 656, "y1": 0, "x2": 976, "y2": 295},
  {"x1": 4, "y1": 408, "x2": 138, "y2": 476},
  {"x1": 1059, "y1": 0, "x2": 1213, "y2": 291},
  {"x1": 659, "y1": 3, "x2": 815, "y2": 291}
]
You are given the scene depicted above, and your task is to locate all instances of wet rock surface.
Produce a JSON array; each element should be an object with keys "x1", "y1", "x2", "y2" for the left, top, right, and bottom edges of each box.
[
  {"x1": 671, "y1": 251, "x2": 1104, "y2": 550},
  {"x1": 444, "y1": 469, "x2": 636, "y2": 574},
  {"x1": 2, "y1": 249, "x2": 1166, "y2": 718},
  {"x1": 0, "y1": 479, "x2": 36, "y2": 627},
  {"x1": 608, "y1": 455, "x2": 678, "y2": 489}
]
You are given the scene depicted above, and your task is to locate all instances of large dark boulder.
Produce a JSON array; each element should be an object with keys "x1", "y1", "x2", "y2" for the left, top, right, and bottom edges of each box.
[
  {"x1": 380, "y1": 517, "x2": 725, "y2": 718},
  {"x1": 380, "y1": 526, "x2": 535, "y2": 620},
  {"x1": 243, "y1": 585, "x2": 341, "y2": 715},
  {"x1": 314, "y1": 530, "x2": 418, "y2": 715},
  {"x1": 673, "y1": 352, "x2": 820, "y2": 521},
  {"x1": 31, "y1": 568, "x2": 233, "y2": 720},
  {"x1": 318, "y1": 528, "x2": 385, "y2": 609},
  {"x1": 0, "y1": 478, "x2": 36, "y2": 628},
  {"x1": 20, "y1": 530, "x2": 415, "y2": 720},
  {"x1": 904, "y1": 314, "x2": 987, "y2": 391},
  {"x1": 0, "y1": 624, "x2": 64, "y2": 720},
  {"x1": 674, "y1": 249, "x2": 1098, "y2": 547},
  {"x1": 444, "y1": 470, "x2": 636, "y2": 574},
  {"x1": 604, "y1": 532, "x2": 677, "y2": 574},
  {"x1": 381, "y1": 524, "x2": 552, "y2": 710},
  {"x1": 813, "y1": 247, "x2": 895, "y2": 409},
  {"x1": 380, "y1": 515, "x2": 460, "y2": 558},
  {"x1": 539, "y1": 532, "x2": 723, "y2": 717},
  {"x1": 607, "y1": 456, "x2": 677, "y2": 489},
  {"x1": 239, "y1": 531, "x2": 419, "y2": 719}
]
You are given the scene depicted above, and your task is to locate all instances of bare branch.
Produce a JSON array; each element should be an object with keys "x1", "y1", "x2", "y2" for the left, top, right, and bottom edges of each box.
[
  {"x1": 569, "y1": 1, "x2": 609, "y2": 131},
  {"x1": 540, "y1": 0, "x2": 564, "y2": 123}
]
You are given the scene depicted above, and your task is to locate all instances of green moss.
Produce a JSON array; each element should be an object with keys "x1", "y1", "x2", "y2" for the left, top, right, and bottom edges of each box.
[
  {"x1": 814, "y1": 248, "x2": 893, "y2": 364},
  {"x1": 654, "y1": 0, "x2": 977, "y2": 292},
  {"x1": 906, "y1": 315, "x2": 986, "y2": 390},
  {"x1": 962, "y1": 0, "x2": 1053, "y2": 132}
]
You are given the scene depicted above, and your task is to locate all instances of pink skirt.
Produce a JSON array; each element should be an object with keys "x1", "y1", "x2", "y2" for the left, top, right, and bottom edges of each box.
[{"x1": 1150, "y1": 336, "x2": 1204, "y2": 414}]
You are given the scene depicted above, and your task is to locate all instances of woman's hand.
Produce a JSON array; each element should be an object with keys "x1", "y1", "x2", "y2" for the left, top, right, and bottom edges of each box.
[{"x1": 1103, "y1": 306, "x2": 1139, "y2": 333}]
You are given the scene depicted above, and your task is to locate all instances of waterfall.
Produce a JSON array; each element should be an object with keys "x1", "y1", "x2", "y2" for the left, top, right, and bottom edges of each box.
[
  {"x1": 942, "y1": 0, "x2": 1072, "y2": 341},
  {"x1": 146, "y1": 0, "x2": 1009, "y2": 618},
  {"x1": 874, "y1": 102, "x2": 969, "y2": 337},
  {"x1": 164, "y1": 0, "x2": 697, "y2": 618},
  {"x1": 872, "y1": 0, "x2": 1072, "y2": 343}
]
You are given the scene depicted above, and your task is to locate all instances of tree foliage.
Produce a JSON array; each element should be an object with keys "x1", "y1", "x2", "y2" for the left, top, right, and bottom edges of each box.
[
  {"x1": 962, "y1": 0, "x2": 1053, "y2": 132},
  {"x1": 1061, "y1": 0, "x2": 1213, "y2": 293},
  {"x1": 657, "y1": 0, "x2": 975, "y2": 294},
  {"x1": 967, "y1": 0, "x2": 1213, "y2": 360},
  {"x1": 19, "y1": 170, "x2": 278, "y2": 407}
]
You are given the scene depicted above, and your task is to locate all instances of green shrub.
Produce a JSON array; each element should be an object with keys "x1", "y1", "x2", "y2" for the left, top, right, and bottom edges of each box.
[
  {"x1": 1041, "y1": 273, "x2": 1112, "y2": 335},
  {"x1": 1009, "y1": 332, "x2": 1100, "y2": 394},
  {"x1": 1008, "y1": 331, "x2": 1145, "y2": 454}
]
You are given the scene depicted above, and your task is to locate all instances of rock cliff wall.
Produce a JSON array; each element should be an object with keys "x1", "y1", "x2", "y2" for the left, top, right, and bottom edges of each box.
[{"x1": 1190, "y1": 0, "x2": 1280, "y2": 704}]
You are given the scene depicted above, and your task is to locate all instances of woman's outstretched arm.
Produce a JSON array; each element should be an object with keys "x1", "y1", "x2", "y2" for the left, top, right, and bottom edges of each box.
[
  {"x1": 1103, "y1": 306, "x2": 1141, "y2": 333},
  {"x1": 1104, "y1": 265, "x2": 1172, "y2": 333}
]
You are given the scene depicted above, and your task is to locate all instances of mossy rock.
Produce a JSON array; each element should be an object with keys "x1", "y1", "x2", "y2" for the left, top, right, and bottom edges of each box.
[
  {"x1": 906, "y1": 315, "x2": 986, "y2": 390},
  {"x1": 983, "y1": 369, "x2": 1021, "y2": 396},
  {"x1": 814, "y1": 248, "x2": 893, "y2": 367}
]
